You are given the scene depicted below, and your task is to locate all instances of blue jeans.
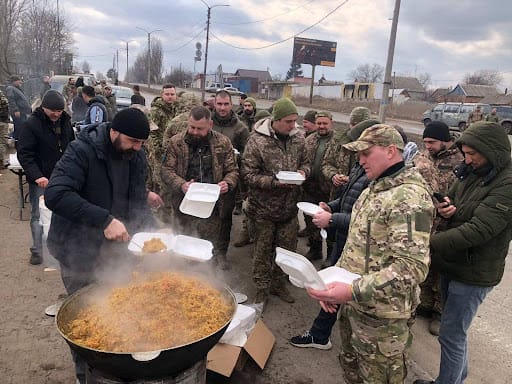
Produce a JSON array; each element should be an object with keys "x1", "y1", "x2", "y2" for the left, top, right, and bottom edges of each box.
[
  {"x1": 435, "y1": 276, "x2": 493, "y2": 384},
  {"x1": 310, "y1": 306, "x2": 339, "y2": 342},
  {"x1": 29, "y1": 183, "x2": 44, "y2": 255}
]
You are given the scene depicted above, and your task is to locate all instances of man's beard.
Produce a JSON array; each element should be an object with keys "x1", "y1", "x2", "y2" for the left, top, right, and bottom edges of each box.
[
  {"x1": 112, "y1": 136, "x2": 136, "y2": 160},
  {"x1": 244, "y1": 109, "x2": 253, "y2": 116}
]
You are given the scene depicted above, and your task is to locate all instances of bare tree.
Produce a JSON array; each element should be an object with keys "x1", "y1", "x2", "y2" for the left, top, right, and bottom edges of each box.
[
  {"x1": 129, "y1": 38, "x2": 163, "y2": 84},
  {"x1": 462, "y1": 69, "x2": 503, "y2": 86},
  {"x1": 16, "y1": 0, "x2": 73, "y2": 76},
  {"x1": 163, "y1": 66, "x2": 193, "y2": 88},
  {"x1": 417, "y1": 72, "x2": 432, "y2": 89},
  {"x1": 348, "y1": 63, "x2": 384, "y2": 83},
  {"x1": 0, "y1": 0, "x2": 29, "y2": 79},
  {"x1": 80, "y1": 60, "x2": 91, "y2": 74}
]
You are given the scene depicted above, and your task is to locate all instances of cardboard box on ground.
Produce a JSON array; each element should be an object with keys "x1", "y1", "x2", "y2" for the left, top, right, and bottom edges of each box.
[{"x1": 207, "y1": 320, "x2": 275, "y2": 377}]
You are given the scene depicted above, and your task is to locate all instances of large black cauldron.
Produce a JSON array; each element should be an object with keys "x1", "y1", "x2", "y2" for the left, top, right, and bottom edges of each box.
[{"x1": 56, "y1": 279, "x2": 236, "y2": 381}]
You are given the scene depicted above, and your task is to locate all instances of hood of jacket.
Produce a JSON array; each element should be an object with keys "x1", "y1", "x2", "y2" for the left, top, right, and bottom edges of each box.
[
  {"x1": 88, "y1": 95, "x2": 107, "y2": 106},
  {"x1": 253, "y1": 116, "x2": 300, "y2": 138},
  {"x1": 456, "y1": 121, "x2": 511, "y2": 176}
]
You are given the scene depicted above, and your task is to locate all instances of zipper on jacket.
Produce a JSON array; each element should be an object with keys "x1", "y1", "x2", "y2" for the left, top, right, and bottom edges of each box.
[
  {"x1": 407, "y1": 214, "x2": 412, "y2": 241},
  {"x1": 199, "y1": 147, "x2": 203, "y2": 183},
  {"x1": 365, "y1": 219, "x2": 371, "y2": 274}
]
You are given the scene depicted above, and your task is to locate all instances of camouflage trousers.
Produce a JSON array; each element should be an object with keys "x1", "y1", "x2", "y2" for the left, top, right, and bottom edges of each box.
[
  {"x1": 418, "y1": 264, "x2": 443, "y2": 315},
  {"x1": 0, "y1": 122, "x2": 8, "y2": 166},
  {"x1": 339, "y1": 305, "x2": 411, "y2": 384},
  {"x1": 252, "y1": 216, "x2": 298, "y2": 290}
]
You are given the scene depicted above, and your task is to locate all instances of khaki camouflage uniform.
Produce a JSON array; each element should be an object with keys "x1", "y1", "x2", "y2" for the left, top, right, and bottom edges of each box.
[
  {"x1": 241, "y1": 117, "x2": 310, "y2": 293},
  {"x1": 148, "y1": 97, "x2": 183, "y2": 192},
  {"x1": 467, "y1": 109, "x2": 484, "y2": 126},
  {"x1": 160, "y1": 130, "x2": 238, "y2": 261},
  {"x1": 485, "y1": 113, "x2": 500, "y2": 123},
  {"x1": 417, "y1": 143, "x2": 463, "y2": 316},
  {"x1": 0, "y1": 89, "x2": 9, "y2": 166},
  {"x1": 302, "y1": 131, "x2": 334, "y2": 248},
  {"x1": 336, "y1": 165, "x2": 434, "y2": 384}
]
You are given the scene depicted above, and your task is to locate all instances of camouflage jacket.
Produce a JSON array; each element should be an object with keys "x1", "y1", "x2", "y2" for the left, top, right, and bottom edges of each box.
[
  {"x1": 321, "y1": 127, "x2": 353, "y2": 182},
  {"x1": 0, "y1": 89, "x2": 9, "y2": 122},
  {"x1": 241, "y1": 118, "x2": 310, "y2": 222},
  {"x1": 337, "y1": 165, "x2": 434, "y2": 319},
  {"x1": 150, "y1": 97, "x2": 183, "y2": 154},
  {"x1": 425, "y1": 143, "x2": 463, "y2": 194},
  {"x1": 468, "y1": 110, "x2": 484, "y2": 125},
  {"x1": 303, "y1": 131, "x2": 333, "y2": 198},
  {"x1": 212, "y1": 111, "x2": 250, "y2": 153},
  {"x1": 412, "y1": 152, "x2": 439, "y2": 193},
  {"x1": 160, "y1": 130, "x2": 239, "y2": 216},
  {"x1": 162, "y1": 92, "x2": 200, "y2": 150}
]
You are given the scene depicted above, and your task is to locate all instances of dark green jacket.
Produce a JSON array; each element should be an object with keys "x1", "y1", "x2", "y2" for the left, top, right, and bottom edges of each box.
[{"x1": 430, "y1": 121, "x2": 512, "y2": 286}]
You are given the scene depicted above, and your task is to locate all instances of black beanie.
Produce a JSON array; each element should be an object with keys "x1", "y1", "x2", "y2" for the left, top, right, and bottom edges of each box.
[
  {"x1": 423, "y1": 121, "x2": 451, "y2": 142},
  {"x1": 111, "y1": 108, "x2": 150, "y2": 139},
  {"x1": 41, "y1": 90, "x2": 65, "y2": 110}
]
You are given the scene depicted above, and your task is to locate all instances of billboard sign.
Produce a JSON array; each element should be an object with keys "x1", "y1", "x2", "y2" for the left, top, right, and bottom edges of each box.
[{"x1": 292, "y1": 37, "x2": 337, "y2": 67}]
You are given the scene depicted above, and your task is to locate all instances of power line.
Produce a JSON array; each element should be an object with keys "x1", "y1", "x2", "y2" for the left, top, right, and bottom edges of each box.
[
  {"x1": 215, "y1": 0, "x2": 315, "y2": 26},
  {"x1": 210, "y1": 0, "x2": 350, "y2": 50},
  {"x1": 164, "y1": 28, "x2": 205, "y2": 53}
]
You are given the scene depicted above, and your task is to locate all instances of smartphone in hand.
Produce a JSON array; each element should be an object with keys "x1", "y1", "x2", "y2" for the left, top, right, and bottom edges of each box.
[{"x1": 433, "y1": 192, "x2": 451, "y2": 206}]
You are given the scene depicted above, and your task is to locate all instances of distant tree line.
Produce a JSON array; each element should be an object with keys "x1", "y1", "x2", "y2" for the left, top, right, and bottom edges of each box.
[{"x1": 0, "y1": 0, "x2": 74, "y2": 82}]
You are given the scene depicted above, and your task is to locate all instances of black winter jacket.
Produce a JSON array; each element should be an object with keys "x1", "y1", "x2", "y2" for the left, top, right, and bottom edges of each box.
[
  {"x1": 45, "y1": 123, "x2": 154, "y2": 271},
  {"x1": 430, "y1": 121, "x2": 512, "y2": 286},
  {"x1": 17, "y1": 108, "x2": 74, "y2": 183},
  {"x1": 326, "y1": 163, "x2": 370, "y2": 264}
]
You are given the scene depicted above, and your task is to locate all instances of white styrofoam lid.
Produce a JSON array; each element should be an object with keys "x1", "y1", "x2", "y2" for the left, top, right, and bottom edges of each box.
[
  {"x1": 296, "y1": 202, "x2": 322, "y2": 216},
  {"x1": 275, "y1": 247, "x2": 326, "y2": 290},
  {"x1": 171, "y1": 235, "x2": 213, "y2": 261},
  {"x1": 184, "y1": 183, "x2": 220, "y2": 202},
  {"x1": 318, "y1": 266, "x2": 361, "y2": 285},
  {"x1": 276, "y1": 171, "x2": 305, "y2": 181}
]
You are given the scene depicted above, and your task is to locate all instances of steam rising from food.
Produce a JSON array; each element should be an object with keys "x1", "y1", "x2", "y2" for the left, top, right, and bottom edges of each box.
[{"x1": 65, "y1": 271, "x2": 233, "y2": 352}]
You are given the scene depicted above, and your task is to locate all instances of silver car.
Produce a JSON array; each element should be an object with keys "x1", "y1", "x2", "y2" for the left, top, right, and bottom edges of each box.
[{"x1": 422, "y1": 102, "x2": 491, "y2": 131}]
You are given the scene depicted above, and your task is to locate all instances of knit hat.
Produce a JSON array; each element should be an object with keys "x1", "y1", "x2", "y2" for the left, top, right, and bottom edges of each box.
[
  {"x1": 303, "y1": 110, "x2": 317, "y2": 123},
  {"x1": 245, "y1": 97, "x2": 256, "y2": 109},
  {"x1": 344, "y1": 124, "x2": 404, "y2": 152},
  {"x1": 348, "y1": 119, "x2": 381, "y2": 141},
  {"x1": 272, "y1": 98, "x2": 298, "y2": 121},
  {"x1": 349, "y1": 106, "x2": 371, "y2": 125},
  {"x1": 423, "y1": 121, "x2": 451, "y2": 142},
  {"x1": 111, "y1": 108, "x2": 150, "y2": 139},
  {"x1": 41, "y1": 90, "x2": 65, "y2": 110},
  {"x1": 254, "y1": 109, "x2": 271, "y2": 122},
  {"x1": 10, "y1": 75, "x2": 21, "y2": 82}
]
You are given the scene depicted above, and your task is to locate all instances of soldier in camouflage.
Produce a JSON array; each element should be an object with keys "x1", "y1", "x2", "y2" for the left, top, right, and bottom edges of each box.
[
  {"x1": 148, "y1": 84, "x2": 183, "y2": 196},
  {"x1": 237, "y1": 97, "x2": 258, "y2": 131},
  {"x1": 322, "y1": 106, "x2": 371, "y2": 199},
  {"x1": 0, "y1": 88, "x2": 9, "y2": 167},
  {"x1": 416, "y1": 121, "x2": 464, "y2": 336},
  {"x1": 308, "y1": 125, "x2": 434, "y2": 384},
  {"x1": 302, "y1": 111, "x2": 334, "y2": 260},
  {"x1": 301, "y1": 110, "x2": 318, "y2": 137},
  {"x1": 467, "y1": 105, "x2": 484, "y2": 126},
  {"x1": 485, "y1": 107, "x2": 500, "y2": 123},
  {"x1": 160, "y1": 106, "x2": 238, "y2": 268},
  {"x1": 241, "y1": 97, "x2": 310, "y2": 307}
]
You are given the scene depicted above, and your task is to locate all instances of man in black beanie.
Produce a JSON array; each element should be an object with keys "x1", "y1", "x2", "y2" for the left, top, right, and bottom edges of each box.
[
  {"x1": 415, "y1": 120, "x2": 463, "y2": 336},
  {"x1": 44, "y1": 108, "x2": 162, "y2": 383},
  {"x1": 17, "y1": 89, "x2": 74, "y2": 265}
]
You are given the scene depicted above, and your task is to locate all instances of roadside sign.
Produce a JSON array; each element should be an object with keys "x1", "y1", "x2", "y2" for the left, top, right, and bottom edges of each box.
[{"x1": 292, "y1": 37, "x2": 337, "y2": 67}]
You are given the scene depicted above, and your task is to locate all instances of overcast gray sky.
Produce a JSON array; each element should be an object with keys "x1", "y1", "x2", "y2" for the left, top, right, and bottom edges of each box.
[{"x1": 61, "y1": 0, "x2": 512, "y2": 90}]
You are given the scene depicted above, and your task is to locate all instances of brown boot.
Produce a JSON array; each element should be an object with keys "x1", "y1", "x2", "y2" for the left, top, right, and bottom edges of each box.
[
  {"x1": 270, "y1": 285, "x2": 295, "y2": 303},
  {"x1": 429, "y1": 314, "x2": 441, "y2": 336}
]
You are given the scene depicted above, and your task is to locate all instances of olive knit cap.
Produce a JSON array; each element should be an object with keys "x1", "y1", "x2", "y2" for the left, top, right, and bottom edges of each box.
[
  {"x1": 245, "y1": 97, "x2": 256, "y2": 109},
  {"x1": 254, "y1": 109, "x2": 271, "y2": 122},
  {"x1": 303, "y1": 110, "x2": 317, "y2": 123},
  {"x1": 272, "y1": 97, "x2": 298, "y2": 121},
  {"x1": 349, "y1": 106, "x2": 371, "y2": 125}
]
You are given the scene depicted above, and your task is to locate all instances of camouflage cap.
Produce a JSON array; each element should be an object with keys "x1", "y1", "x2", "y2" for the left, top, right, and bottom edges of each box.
[
  {"x1": 315, "y1": 111, "x2": 332, "y2": 120},
  {"x1": 343, "y1": 124, "x2": 404, "y2": 152},
  {"x1": 349, "y1": 106, "x2": 371, "y2": 125}
]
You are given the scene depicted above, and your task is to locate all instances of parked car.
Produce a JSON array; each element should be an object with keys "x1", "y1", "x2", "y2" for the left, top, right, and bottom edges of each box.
[
  {"x1": 49, "y1": 74, "x2": 96, "y2": 95},
  {"x1": 491, "y1": 105, "x2": 512, "y2": 135},
  {"x1": 222, "y1": 87, "x2": 243, "y2": 96},
  {"x1": 205, "y1": 82, "x2": 233, "y2": 93},
  {"x1": 422, "y1": 102, "x2": 491, "y2": 131},
  {"x1": 111, "y1": 85, "x2": 133, "y2": 111}
]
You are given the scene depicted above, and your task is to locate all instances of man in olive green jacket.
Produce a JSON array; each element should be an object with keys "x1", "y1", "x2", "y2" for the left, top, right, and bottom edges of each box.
[{"x1": 415, "y1": 121, "x2": 512, "y2": 384}]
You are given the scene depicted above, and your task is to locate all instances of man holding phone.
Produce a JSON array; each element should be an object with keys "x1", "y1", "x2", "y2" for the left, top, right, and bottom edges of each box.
[{"x1": 415, "y1": 121, "x2": 463, "y2": 335}]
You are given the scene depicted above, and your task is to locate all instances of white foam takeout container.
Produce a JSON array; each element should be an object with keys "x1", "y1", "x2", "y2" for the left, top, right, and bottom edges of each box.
[
  {"x1": 170, "y1": 234, "x2": 213, "y2": 262},
  {"x1": 275, "y1": 247, "x2": 326, "y2": 290},
  {"x1": 289, "y1": 266, "x2": 361, "y2": 289},
  {"x1": 276, "y1": 171, "x2": 305, "y2": 185},
  {"x1": 179, "y1": 183, "x2": 221, "y2": 219},
  {"x1": 296, "y1": 202, "x2": 322, "y2": 216},
  {"x1": 128, "y1": 232, "x2": 174, "y2": 254}
]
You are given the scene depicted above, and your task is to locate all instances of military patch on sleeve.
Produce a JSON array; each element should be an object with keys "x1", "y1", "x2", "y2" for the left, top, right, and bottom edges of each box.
[{"x1": 415, "y1": 212, "x2": 432, "y2": 232}]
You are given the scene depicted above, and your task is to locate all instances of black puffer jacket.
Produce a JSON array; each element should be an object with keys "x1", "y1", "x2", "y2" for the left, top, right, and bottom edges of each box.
[
  {"x1": 45, "y1": 123, "x2": 154, "y2": 271},
  {"x1": 17, "y1": 107, "x2": 74, "y2": 183},
  {"x1": 326, "y1": 163, "x2": 370, "y2": 264},
  {"x1": 430, "y1": 121, "x2": 512, "y2": 286}
]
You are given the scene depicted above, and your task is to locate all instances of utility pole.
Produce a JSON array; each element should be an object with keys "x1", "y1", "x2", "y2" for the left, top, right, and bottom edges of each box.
[
  {"x1": 136, "y1": 27, "x2": 162, "y2": 89},
  {"x1": 56, "y1": 0, "x2": 62, "y2": 73},
  {"x1": 378, "y1": 0, "x2": 401, "y2": 123},
  {"x1": 200, "y1": 0, "x2": 230, "y2": 102},
  {"x1": 120, "y1": 39, "x2": 135, "y2": 82}
]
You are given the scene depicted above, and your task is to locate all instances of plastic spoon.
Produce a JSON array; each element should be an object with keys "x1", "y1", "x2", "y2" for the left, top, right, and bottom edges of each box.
[{"x1": 320, "y1": 229, "x2": 327, "y2": 239}]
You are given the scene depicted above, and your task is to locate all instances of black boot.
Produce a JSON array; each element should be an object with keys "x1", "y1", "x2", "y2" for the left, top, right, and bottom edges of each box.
[{"x1": 306, "y1": 241, "x2": 323, "y2": 261}]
